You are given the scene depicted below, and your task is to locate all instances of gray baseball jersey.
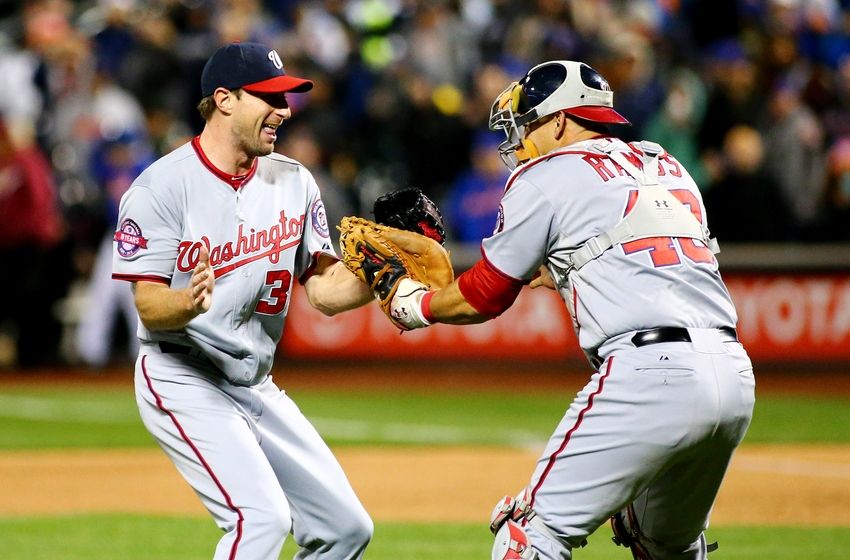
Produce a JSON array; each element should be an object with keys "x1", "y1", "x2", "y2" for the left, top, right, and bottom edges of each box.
[
  {"x1": 113, "y1": 137, "x2": 335, "y2": 386},
  {"x1": 482, "y1": 137, "x2": 738, "y2": 357}
]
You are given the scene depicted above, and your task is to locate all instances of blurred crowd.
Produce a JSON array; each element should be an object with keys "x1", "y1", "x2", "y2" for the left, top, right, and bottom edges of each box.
[{"x1": 1, "y1": 0, "x2": 850, "y2": 368}]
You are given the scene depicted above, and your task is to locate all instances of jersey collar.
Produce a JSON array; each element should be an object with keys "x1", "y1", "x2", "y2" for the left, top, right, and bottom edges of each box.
[
  {"x1": 191, "y1": 136, "x2": 258, "y2": 190},
  {"x1": 503, "y1": 135, "x2": 616, "y2": 193}
]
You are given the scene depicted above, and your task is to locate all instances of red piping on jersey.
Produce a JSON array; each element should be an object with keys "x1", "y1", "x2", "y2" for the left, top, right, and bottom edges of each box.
[
  {"x1": 141, "y1": 356, "x2": 244, "y2": 559},
  {"x1": 457, "y1": 252, "x2": 523, "y2": 318},
  {"x1": 504, "y1": 137, "x2": 631, "y2": 193},
  {"x1": 112, "y1": 273, "x2": 170, "y2": 284},
  {"x1": 529, "y1": 357, "x2": 614, "y2": 508},
  {"x1": 573, "y1": 286, "x2": 580, "y2": 338},
  {"x1": 191, "y1": 136, "x2": 258, "y2": 191}
]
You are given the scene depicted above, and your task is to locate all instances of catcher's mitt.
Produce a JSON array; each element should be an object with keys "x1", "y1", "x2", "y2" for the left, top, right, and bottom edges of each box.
[
  {"x1": 338, "y1": 216, "x2": 453, "y2": 329},
  {"x1": 373, "y1": 188, "x2": 446, "y2": 245}
]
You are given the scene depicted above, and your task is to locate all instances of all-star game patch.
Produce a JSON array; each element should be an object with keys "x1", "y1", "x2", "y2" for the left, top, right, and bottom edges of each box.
[
  {"x1": 114, "y1": 219, "x2": 149, "y2": 257},
  {"x1": 311, "y1": 199, "x2": 329, "y2": 238}
]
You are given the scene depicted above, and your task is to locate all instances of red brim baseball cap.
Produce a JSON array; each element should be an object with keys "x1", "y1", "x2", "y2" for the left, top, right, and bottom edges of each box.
[
  {"x1": 564, "y1": 105, "x2": 630, "y2": 124},
  {"x1": 242, "y1": 75, "x2": 313, "y2": 94},
  {"x1": 201, "y1": 42, "x2": 314, "y2": 97}
]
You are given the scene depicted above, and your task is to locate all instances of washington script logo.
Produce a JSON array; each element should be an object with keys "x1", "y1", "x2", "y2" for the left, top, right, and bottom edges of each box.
[{"x1": 177, "y1": 211, "x2": 306, "y2": 277}]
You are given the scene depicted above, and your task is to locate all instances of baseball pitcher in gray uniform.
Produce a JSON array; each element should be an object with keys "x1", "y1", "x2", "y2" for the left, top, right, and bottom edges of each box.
[
  {"x1": 112, "y1": 43, "x2": 375, "y2": 560},
  {"x1": 385, "y1": 61, "x2": 755, "y2": 559}
]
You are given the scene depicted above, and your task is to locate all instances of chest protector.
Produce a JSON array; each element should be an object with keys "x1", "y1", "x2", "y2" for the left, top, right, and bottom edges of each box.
[{"x1": 551, "y1": 139, "x2": 718, "y2": 274}]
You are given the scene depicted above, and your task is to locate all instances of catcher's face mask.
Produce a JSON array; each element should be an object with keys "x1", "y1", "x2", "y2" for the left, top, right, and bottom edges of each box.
[{"x1": 488, "y1": 60, "x2": 630, "y2": 169}]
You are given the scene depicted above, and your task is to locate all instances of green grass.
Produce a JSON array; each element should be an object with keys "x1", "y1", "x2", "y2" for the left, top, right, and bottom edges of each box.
[
  {"x1": 0, "y1": 516, "x2": 847, "y2": 559},
  {"x1": 0, "y1": 387, "x2": 150, "y2": 449},
  {"x1": 0, "y1": 384, "x2": 848, "y2": 557},
  {"x1": 744, "y1": 394, "x2": 850, "y2": 443},
  {"x1": 0, "y1": 386, "x2": 848, "y2": 449}
]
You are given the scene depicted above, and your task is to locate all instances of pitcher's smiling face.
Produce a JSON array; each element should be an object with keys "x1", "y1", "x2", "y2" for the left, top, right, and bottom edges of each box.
[{"x1": 232, "y1": 90, "x2": 292, "y2": 157}]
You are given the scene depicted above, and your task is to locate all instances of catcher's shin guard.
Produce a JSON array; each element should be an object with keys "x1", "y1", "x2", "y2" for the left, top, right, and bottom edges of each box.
[
  {"x1": 611, "y1": 506, "x2": 719, "y2": 560},
  {"x1": 610, "y1": 505, "x2": 653, "y2": 560},
  {"x1": 492, "y1": 520, "x2": 538, "y2": 560}
]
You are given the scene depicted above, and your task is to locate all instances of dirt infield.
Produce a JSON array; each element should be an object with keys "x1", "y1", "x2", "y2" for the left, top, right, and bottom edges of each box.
[
  {"x1": 1, "y1": 365, "x2": 849, "y2": 526},
  {"x1": 1, "y1": 444, "x2": 849, "y2": 526}
]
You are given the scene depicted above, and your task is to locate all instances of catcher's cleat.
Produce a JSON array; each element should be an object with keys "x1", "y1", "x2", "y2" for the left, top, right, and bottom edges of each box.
[{"x1": 492, "y1": 520, "x2": 538, "y2": 560}]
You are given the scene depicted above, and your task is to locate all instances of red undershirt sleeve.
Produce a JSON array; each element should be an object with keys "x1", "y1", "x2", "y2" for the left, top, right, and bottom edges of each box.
[{"x1": 457, "y1": 257, "x2": 524, "y2": 318}]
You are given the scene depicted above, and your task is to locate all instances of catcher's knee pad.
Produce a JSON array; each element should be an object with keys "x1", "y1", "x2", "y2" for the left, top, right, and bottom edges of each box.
[
  {"x1": 490, "y1": 487, "x2": 535, "y2": 536},
  {"x1": 491, "y1": 488, "x2": 584, "y2": 557},
  {"x1": 492, "y1": 520, "x2": 538, "y2": 560}
]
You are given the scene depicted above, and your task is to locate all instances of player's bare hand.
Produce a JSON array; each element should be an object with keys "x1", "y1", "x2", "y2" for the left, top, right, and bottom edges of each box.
[
  {"x1": 189, "y1": 246, "x2": 215, "y2": 314},
  {"x1": 529, "y1": 265, "x2": 556, "y2": 290}
]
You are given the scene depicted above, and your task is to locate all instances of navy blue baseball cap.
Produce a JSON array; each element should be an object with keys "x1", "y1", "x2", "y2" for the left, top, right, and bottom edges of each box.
[{"x1": 201, "y1": 42, "x2": 313, "y2": 97}]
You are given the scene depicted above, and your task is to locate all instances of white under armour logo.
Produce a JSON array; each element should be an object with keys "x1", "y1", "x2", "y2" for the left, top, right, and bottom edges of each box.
[{"x1": 267, "y1": 50, "x2": 283, "y2": 69}]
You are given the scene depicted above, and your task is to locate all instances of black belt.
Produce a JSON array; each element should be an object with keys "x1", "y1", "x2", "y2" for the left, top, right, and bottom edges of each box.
[
  {"x1": 631, "y1": 327, "x2": 737, "y2": 347},
  {"x1": 157, "y1": 342, "x2": 221, "y2": 373},
  {"x1": 158, "y1": 341, "x2": 216, "y2": 362},
  {"x1": 159, "y1": 341, "x2": 195, "y2": 355}
]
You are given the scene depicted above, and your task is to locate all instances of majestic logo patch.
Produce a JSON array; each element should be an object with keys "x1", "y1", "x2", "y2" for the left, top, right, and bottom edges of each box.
[
  {"x1": 493, "y1": 204, "x2": 505, "y2": 234},
  {"x1": 114, "y1": 219, "x2": 148, "y2": 257},
  {"x1": 311, "y1": 199, "x2": 329, "y2": 238}
]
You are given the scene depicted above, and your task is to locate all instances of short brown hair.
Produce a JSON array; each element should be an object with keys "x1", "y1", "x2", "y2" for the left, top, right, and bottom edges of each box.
[{"x1": 196, "y1": 89, "x2": 243, "y2": 121}]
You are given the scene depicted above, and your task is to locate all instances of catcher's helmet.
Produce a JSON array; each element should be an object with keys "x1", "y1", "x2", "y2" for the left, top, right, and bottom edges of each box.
[{"x1": 489, "y1": 60, "x2": 630, "y2": 168}]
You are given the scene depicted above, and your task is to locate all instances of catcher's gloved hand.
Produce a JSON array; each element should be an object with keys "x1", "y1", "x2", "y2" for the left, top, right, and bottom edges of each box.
[
  {"x1": 338, "y1": 217, "x2": 453, "y2": 330},
  {"x1": 373, "y1": 188, "x2": 446, "y2": 245}
]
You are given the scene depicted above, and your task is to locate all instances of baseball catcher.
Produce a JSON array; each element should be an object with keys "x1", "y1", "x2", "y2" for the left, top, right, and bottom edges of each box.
[
  {"x1": 338, "y1": 188, "x2": 453, "y2": 330},
  {"x1": 347, "y1": 59, "x2": 750, "y2": 560}
]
